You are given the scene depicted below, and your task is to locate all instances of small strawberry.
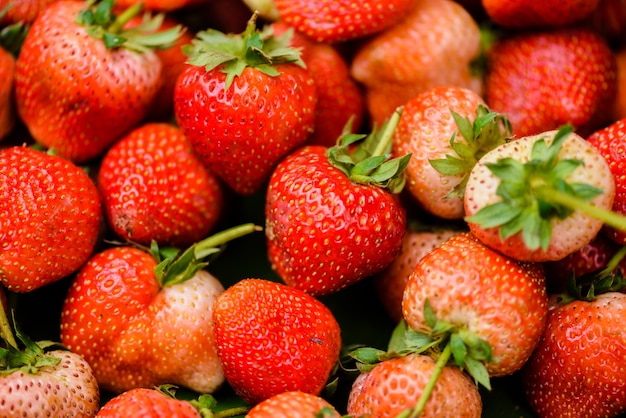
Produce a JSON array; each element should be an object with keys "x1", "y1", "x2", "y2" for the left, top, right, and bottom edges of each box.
[
  {"x1": 0, "y1": 19, "x2": 27, "y2": 141},
  {"x1": 392, "y1": 85, "x2": 511, "y2": 220},
  {"x1": 484, "y1": 27, "x2": 616, "y2": 138},
  {"x1": 246, "y1": 391, "x2": 341, "y2": 418},
  {"x1": 174, "y1": 14, "x2": 317, "y2": 196},
  {"x1": 0, "y1": 146, "x2": 103, "y2": 292},
  {"x1": 273, "y1": 0, "x2": 418, "y2": 43},
  {"x1": 464, "y1": 126, "x2": 618, "y2": 262},
  {"x1": 212, "y1": 278, "x2": 342, "y2": 405},
  {"x1": 482, "y1": 0, "x2": 601, "y2": 29},
  {"x1": 610, "y1": 47, "x2": 626, "y2": 122},
  {"x1": 59, "y1": 223, "x2": 260, "y2": 394},
  {"x1": 96, "y1": 387, "x2": 203, "y2": 418},
  {"x1": 14, "y1": 0, "x2": 183, "y2": 162},
  {"x1": 0, "y1": 0, "x2": 58, "y2": 24},
  {"x1": 98, "y1": 122, "x2": 223, "y2": 249},
  {"x1": 265, "y1": 109, "x2": 410, "y2": 296},
  {"x1": 350, "y1": 0, "x2": 483, "y2": 126}
]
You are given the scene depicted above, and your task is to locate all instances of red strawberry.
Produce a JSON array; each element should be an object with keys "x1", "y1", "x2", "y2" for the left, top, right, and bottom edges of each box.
[
  {"x1": 212, "y1": 278, "x2": 342, "y2": 405},
  {"x1": 273, "y1": 0, "x2": 418, "y2": 44},
  {"x1": 392, "y1": 85, "x2": 511, "y2": 220},
  {"x1": 14, "y1": 0, "x2": 182, "y2": 163},
  {"x1": 112, "y1": 0, "x2": 206, "y2": 12},
  {"x1": 96, "y1": 387, "x2": 202, "y2": 417},
  {"x1": 59, "y1": 223, "x2": 259, "y2": 394},
  {"x1": 0, "y1": 44, "x2": 15, "y2": 142},
  {"x1": 246, "y1": 391, "x2": 341, "y2": 418},
  {"x1": 0, "y1": 146, "x2": 102, "y2": 292},
  {"x1": 610, "y1": 47, "x2": 626, "y2": 122},
  {"x1": 0, "y1": 0, "x2": 58, "y2": 24},
  {"x1": 464, "y1": 126, "x2": 617, "y2": 262},
  {"x1": 98, "y1": 122, "x2": 223, "y2": 249},
  {"x1": 350, "y1": 0, "x2": 483, "y2": 126},
  {"x1": 346, "y1": 353, "x2": 482, "y2": 418},
  {"x1": 484, "y1": 27, "x2": 616, "y2": 138},
  {"x1": 521, "y1": 291, "x2": 626, "y2": 418},
  {"x1": 265, "y1": 111, "x2": 409, "y2": 296},
  {"x1": 587, "y1": 118, "x2": 626, "y2": 245},
  {"x1": 482, "y1": 0, "x2": 601, "y2": 29},
  {"x1": 174, "y1": 14, "x2": 317, "y2": 196}
]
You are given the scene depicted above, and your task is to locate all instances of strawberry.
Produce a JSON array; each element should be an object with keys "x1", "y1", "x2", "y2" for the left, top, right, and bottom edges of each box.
[
  {"x1": 0, "y1": 43, "x2": 15, "y2": 142},
  {"x1": 482, "y1": 0, "x2": 601, "y2": 29},
  {"x1": 211, "y1": 278, "x2": 342, "y2": 405},
  {"x1": 112, "y1": 0, "x2": 206, "y2": 12},
  {"x1": 464, "y1": 126, "x2": 618, "y2": 262},
  {"x1": 0, "y1": 0, "x2": 58, "y2": 24},
  {"x1": 484, "y1": 27, "x2": 616, "y2": 138},
  {"x1": 96, "y1": 387, "x2": 203, "y2": 418},
  {"x1": 392, "y1": 85, "x2": 511, "y2": 220},
  {"x1": 265, "y1": 110, "x2": 409, "y2": 296},
  {"x1": 611, "y1": 47, "x2": 626, "y2": 122},
  {"x1": 246, "y1": 391, "x2": 341, "y2": 418},
  {"x1": 174, "y1": 14, "x2": 317, "y2": 196},
  {"x1": 587, "y1": 118, "x2": 626, "y2": 245},
  {"x1": 346, "y1": 353, "x2": 482, "y2": 418},
  {"x1": 0, "y1": 146, "x2": 103, "y2": 292},
  {"x1": 97, "y1": 122, "x2": 223, "y2": 249},
  {"x1": 272, "y1": 0, "x2": 418, "y2": 44},
  {"x1": 14, "y1": 0, "x2": 182, "y2": 163},
  {"x1": 59, "y1": 223, "x2": 260, "y2": 394},
  {"x1": 350, "y1": 0, "x2": 483, "y2": 126}
]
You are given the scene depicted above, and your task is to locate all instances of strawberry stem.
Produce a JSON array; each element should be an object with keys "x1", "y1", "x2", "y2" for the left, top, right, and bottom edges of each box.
[
  {"x1": 0, "y1": 300, "x2": 17, "y2": 349},
  {"x1": 108, "y1": 2, "x2": 143, "y2": 33},
  {"x1": 371, "y1": 106, "x2": 402, "y2": 157},
  {"x1": 407, "y1": 344, "x2": 453, "y2": 418}
]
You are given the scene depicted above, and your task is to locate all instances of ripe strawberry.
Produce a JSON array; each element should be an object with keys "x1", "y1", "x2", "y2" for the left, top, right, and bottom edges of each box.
[
  {"x1": 0, "y1": 0, "x2": 57, "y2": 24},
  {"x1": 59, "y1": 223, "x2": 259, "y2": 394},
  {"x1": 246, "y1": 391, "x2": 341, "y2": 418},
  {"x1": 587, "y1": 118, "x2": 626, "y2": 245},
  {"x1": 464, "y1": 126, "x2": 617, "y2": 262},
  {"x1": 14, "y1": 0, "x2": 182, "y2": 163},
  {"x1": 402, "y1": 232, "x2": 549, "y2": 378},
  {"x1": 0, "y1": 146, "x2": 102, "y2": 292},
  {"x1": 521, "y1": 291, "x2": 626, "y2": 418},
  {"x1": 212, "y1": 278, "x2": 342, "y2": 405},
  {"x1": 96, "y1": 387, "x2": 202, "y2": 417},
  {"x1": 611, "y1": 47, "x2": 626, "y2": 122},
  {"x1": 346, "y1": 353, "x2": 482, "y2": 418},
  {"x1": 112, "y1": 0, "x2": 206, "y2": 12},
  {"x1": 98, "y1": 122, "x2": 223, "y2": 249},
  {"x1": 392, "y1": 85, "x2": 511, "y2": 220},
  {"x1": 273, "y1": 0, "x2": 418, "y2": 44},
  {"x1": 0, "y1": 44, "x2": 15, "y2": 142},
  {"x1": 482, "y1": 0, "x2": 601, "y2": 28},
  {"x1": 484, "y1": 27, "x2": 616, "y2": 138},
  {"x1": 174, "y1": 15, "x2": 317, "y2": 196},
  {"x1": 265, "y1": 110, "x2": 409, "y2": 296},
  {"x1": 350, "y1": 0, "x2": 483, "y2": 126}
]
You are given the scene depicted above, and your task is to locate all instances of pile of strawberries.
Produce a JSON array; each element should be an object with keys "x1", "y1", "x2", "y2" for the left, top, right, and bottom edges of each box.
[{"x1": 1, "y1": 0, "x2": 626, "y2": 417}]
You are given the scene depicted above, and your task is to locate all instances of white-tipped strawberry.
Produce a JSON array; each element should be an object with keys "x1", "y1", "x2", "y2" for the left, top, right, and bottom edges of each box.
[{"x1": 464, "y1": 125, "x2": 620, "y2": 262}]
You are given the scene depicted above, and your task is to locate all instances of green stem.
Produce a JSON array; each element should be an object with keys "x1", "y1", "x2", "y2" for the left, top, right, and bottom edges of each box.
[
  {"x1": 212, "y1": 407, "x2": 250, "y2": 418},
  {"x1": 406, "y1": 343, "x2": 453, "y2": 418},
  {"x1": 108, "y1": 2, "x2": 143, "y2": 33},
  {"x1": 371, "y1": 106, "x2": 403, "y2": 157},
  {"x1": 194, "y1": 223, "x2": 262, "y2": 259},
  {"x1": 0, "y1": 295, "x2": 17, "y2": 348}
]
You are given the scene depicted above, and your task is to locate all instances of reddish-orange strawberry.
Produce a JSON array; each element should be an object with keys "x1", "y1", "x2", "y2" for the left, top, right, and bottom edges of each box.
[
  {"x1": 246, "y1": 391, "x2": 341, "y2": 418},
  {"x1": 96, "y1": 388, "x2": 202, "y2": 418},
  {"x1": 0, "y1": 146, "x2": 102, "y2": 292},
  {"x1": 0, "y1": 0, "x2": 58, "y2": 24},
  {"x1": 212, "y1": 278, "x2": 342, "y2": 405},
  {"x1": 98, "y1": 122, "x2": 223, "y2": 249},
  {"x1": 273, "y1": 0, "x2": 418, "y2": 44},
  {"x1": 350, "y1": 0, "x2": 483, "y2": 126},
  {"x1": 174, "y1": 15, "x2": 317, "y2": 196},
  {"x1": 14, "y1": 0, "x2": 182, "y2": 163},
  {"x1": 0, "y1": 45, "x2": 15, "y2": 142},
  {"x1": 484, "y1": 27, "x2": 616, "y2": 138},
  {"x1": 482, "y1": 0, "x2": 601, "y2": 29},
  {"x1": 60, "y1": 223, "x2": 259, "y2": 394}
]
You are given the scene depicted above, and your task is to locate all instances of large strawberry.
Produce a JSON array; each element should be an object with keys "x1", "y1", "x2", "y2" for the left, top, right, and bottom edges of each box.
[
  {"x1": 14, "y1": 0, "x2": 182, "y2": 163},
  {"x1": 482, "y1": 0, "x2": 601, "y2": 29},
  {"x1": 0, "y1": 146, "x2": 103, "y2": 292},
  {"x1": 273, "y1": 0, "x2": 418, "y2": 44},
  {"x1": 59, "y1": 223, "x2": 260, "y2": 394},
  {"x1": 174, "y1": 14, "x2": 317, "y2": 196},
  {"x1": 265, "y1": 110, "x2": 410, "y2": 296},
  {"x1": 464, "y1": 126, "x2": 618, "y2": 262},
  {"x1": 212, "y1": 278, "x2": 342, "y2": 406},
  {"x1": 484, "y1": 27, "x2": 616, "y2": 138},
  {"x1": 98, "y1": 122, "x2": 223, "y2": 249}
]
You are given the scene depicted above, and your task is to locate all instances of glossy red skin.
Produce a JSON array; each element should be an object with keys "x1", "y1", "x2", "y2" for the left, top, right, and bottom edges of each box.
[
  {"x1": 587, "y1": 118, "x2": 626, "y2": 245},
  {"x1": 485, "y1": 27, "x2": 616, "y2": 138},
  {"x1": 96, "y1": 388, "x2": 201, "y2": 418},
  {"x1": 265, "y1": 145, "x2": 406, "y2": 296},
  {"x1": 482, "y1": 0, "x2": 600, "y2": 28},
  {"x1": 14, "y1": 0, "x2": 163, "y2": 163},
  {"x1": 0, "y1": 146, "x2": 102, "y2": 292},
  {"x1": 522, "y1": 293, "x2": 626, "y2": 418},
  {"x1": 0, "y1": 47, "x2": 15, "y2": 141},
  {"x1": 98, "y1": 122, "x2": 223, "y2": 248},
  {"x1": 212, "y1": 278, "x2": 342, "y2": 406},
  {"x1": 174, "y1": 63, "x2": 317, "y2": 196}
]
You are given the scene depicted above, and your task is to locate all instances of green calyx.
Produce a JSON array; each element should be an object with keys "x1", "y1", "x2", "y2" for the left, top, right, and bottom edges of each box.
[
  {"x1": 429, "y1": 104, "x2": 512, "y2": 198},
  {"x1": 0, "y1": 5, "x2": 29, "y2": 57},
  {"x1": 326, "y1": 107, "x2": 412, "y2": 194},
  {"x1": 157, "y1": 385, "x2": 250, "y2": 418},
  {"x1": 183, "y1": 12, "x2": 304, "y2": 90},
  {"x1": 76, "y1": 0, "x2": 184, "y2": 52}
]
